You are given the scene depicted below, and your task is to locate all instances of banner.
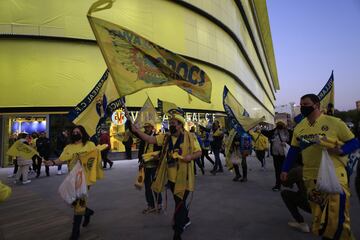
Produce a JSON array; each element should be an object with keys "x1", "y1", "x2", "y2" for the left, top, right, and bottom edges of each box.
[
  {"x1": 134, "y1": 97, "x2": 160, "y2": 127},
  {"x1": 7, "y1": 140, "x2": 39, "y2": 159},
  {"x1": 294, "y1": 71, "x2": 334, "y2": 123},
  {"x1": 68, "y1": 70, "x2": 124, "y2": 137},
  {"x1": 87, "y1": 2, "x2": 212, "y2": 103},
  {"x1": 223, "y1": 86, "x2": 265, "y2": 133}
]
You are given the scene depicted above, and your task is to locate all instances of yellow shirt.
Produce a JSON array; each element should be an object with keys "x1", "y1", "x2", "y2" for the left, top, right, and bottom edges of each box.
[
  {"x1": 249, "y1": 131, "x2": 269, "y2": 151},
  {"x1": 59, "y1": 141, "x2": 96, "y2": 167},
  {"x1": 156, "y1": 133, "x2": 201, "y2": 182},
  {"x1": 292, "y1": 114, "x2": 354, "y2": 180}
]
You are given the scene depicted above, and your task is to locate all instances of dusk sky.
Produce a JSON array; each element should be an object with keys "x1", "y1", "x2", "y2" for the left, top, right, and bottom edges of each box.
[{"x1": 267, "y1": 0, "x2": 360, "y2": 111}]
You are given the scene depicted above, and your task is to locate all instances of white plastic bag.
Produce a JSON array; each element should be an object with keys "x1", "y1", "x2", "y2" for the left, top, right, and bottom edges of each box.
[
  {"x1": 316, "y1": 149, "x2": 343, "y2": 194},
  {"x1": 283, "y1": 143, "x2": 290, "y2": 157},
  {"x1": 58, "y1": 161, "x2": 88, "y2": 204}
]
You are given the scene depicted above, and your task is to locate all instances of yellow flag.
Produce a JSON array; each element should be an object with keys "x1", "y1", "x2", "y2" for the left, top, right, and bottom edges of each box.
[
  {"x1": 223, "y1": 86, "x2": 265, "y2": 132},
  {"x1": 157, "y1": 99, "x2": 183, "y2": 115},
  {"x1": 7, "y1": 140, "x2": 39, "y2": 159},
  {"x1": 77, "y1": 149, "x2": 104, "y2": 186},
  {"x1": 134, "y1": 97, "x2": 160, "y2": 127},
  {"x1": 68, "y1": 70, "x2": 123, "y2": 136},
  {"x1": 87, "y1": 2, "x2": 212, "y2": 103}
]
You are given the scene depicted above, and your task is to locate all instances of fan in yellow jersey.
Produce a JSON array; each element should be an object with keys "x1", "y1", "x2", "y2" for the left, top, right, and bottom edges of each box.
[
  {"x1": 281, "y1": 94, "x2": 359, "y2": 240},
  {"x1": 249, "y1": 127, "x2": 269, "y2": 169},
  {"x1": 44, "y1": 125, "x2": 104, "y2": 240},
  {"x1": 131, "y1": 110, "x2": 202, "y2": 240}
]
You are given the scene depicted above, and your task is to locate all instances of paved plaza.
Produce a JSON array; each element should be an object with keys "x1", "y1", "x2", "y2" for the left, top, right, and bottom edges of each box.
[{"x1": 1, "y1": 155, "x2": 359, "y2": 240}]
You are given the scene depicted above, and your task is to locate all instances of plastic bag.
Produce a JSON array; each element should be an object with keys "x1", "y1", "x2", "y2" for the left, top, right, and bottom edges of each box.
[
  {"x1": 316, "y1": 149, "x2": 343, "y2": 194},
  {"x1": 134, "y1": 167, "x2": 145, "y2": 190},
  {"x1": 283, "y1": 143, "x2": 290, "y2": 157},
  {"x1": 0, "y1": 181, "x2": 12, "y2": 203},
  {"x1": 58, "y1": 161, "x2": 88, "y2": 204}
]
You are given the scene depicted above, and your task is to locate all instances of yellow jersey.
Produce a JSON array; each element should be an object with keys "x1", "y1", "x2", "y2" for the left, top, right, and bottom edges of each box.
[
  {"x1": 156, "y1": 133, "x2": 201, "y2": 182},
  {"x1": 292, "y1": 114, "x2": 354, "y2": 180}
]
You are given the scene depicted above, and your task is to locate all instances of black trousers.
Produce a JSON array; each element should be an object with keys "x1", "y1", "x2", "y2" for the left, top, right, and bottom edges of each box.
[
  {"x1": 273, "y1": 155, "x2": 285, "y2": 187},
  {"x1": 194, "y1": 158, "x2": 204, "y2": 175},
  {"x1": 101, "y1": 150, "x2": 113, "y2": 168},
  {"x1": 280, "y1": 190, "x2": 311, "y2": 223},
  {"x1": 233, "y1": 156, "x2": 247, "y2": 178},
  {"x1": 168, "y1": 181, "x2": 190, "y2": 236},
  {"x1": 12, "y1": 159, "x2": 18, "y2": 174},
  {"x1": 37, "y1": 155, "x2": 49, "y2": 176},
  {"x1": 125, "y1": 143, "x2": 132, "y2": 159},
  {"x1": 200, "y1": 149, "x2": 214, "y2": 167},
  {"x1": 255, "y1": 150, "x2": 265, "y2": 167},
  {"x1": 212, "y1": 148, "x2": 223, "y2": 171},
  {"x1": 144, "y1": 167, "x2": 162, "y2": 208}
]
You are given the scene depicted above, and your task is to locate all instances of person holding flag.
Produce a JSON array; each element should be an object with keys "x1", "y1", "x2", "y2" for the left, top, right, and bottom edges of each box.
[
  {"x1": 7, "y1": 132, "x2": 40, "y2": 185},
  {"x1": 131, "y1": 110, "x2": 202, "y2": 240},
  {"x1": 44, "y1": 125, "x2": 104, "y2": 240},
  {"x1": 135, "y1": 121, "x2": 163, "y2": 214},
  {"x1": 281, "y1": 94, "x2": 360, "y2": 240}
]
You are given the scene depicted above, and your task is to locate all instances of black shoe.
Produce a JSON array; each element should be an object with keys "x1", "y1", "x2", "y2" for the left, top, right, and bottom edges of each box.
[
  {"x1": 210, "y1": 170, "x2": 216, "y2": 175},
  {"x1": 216, "y1": 169, "x2": 224, "y2": 173},
  {"x1": 70, "y1": 215, "x2": 83, "y2": 240},
  {"x1": 232, "y1": 176, "x2": 240, "y2": 182},
  {"x1": 109, "y1": 162, "x2": 114, "y2": 168},
  {"x1": 240, "y1": 177, "x2": 248, "y2": 182},
  {"x1": 173, "y1": 232, "x2": 182, "y2": 240},
  {"x1": 82, "y1": 208, "x2": 94, "y2": 227}
]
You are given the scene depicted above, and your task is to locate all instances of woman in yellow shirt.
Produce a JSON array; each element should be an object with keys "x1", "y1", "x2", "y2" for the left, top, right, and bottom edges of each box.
[{"x1": 45, "y1": 125, "x2": 98, "y2": 240}]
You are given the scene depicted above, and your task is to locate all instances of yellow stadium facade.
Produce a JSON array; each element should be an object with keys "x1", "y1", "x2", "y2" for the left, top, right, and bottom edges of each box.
[{"x1": 0, "y1": 0, "x2": 279, "y2": 166}]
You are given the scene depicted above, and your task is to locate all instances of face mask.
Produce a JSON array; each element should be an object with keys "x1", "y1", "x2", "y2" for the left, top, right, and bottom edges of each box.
[
  {"x1": 169, "y1": 125, "x2": 177, "y2": 134},
  {"x1": 71, "y1": 133, "x2": 81, "y2": 142},
  {"x1": 300, "y1": 105, "x2": 315, "y2": 117}
]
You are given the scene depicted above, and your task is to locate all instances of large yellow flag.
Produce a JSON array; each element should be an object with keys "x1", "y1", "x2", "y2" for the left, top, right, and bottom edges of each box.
[
  {"x1": 134, "y1": 97, "x2": 160, "y2": 127},
  {"x1": 7, "y1": 140, "x2": 39, "y2": 159},
  {"x1": 68, "y1": 70, "x2": 123, "y2": 136},
  {"x1": 87, "y1": 1, "x2": 212, "y2": 103},
  {"x1": 223, "y1": 86, "x2": 265, "y2": 132}
]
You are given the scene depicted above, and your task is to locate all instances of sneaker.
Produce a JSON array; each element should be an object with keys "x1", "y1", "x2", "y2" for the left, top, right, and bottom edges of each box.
[
  {"x1": 8, "y1": 174, "x2": 14, "y2": 178},
  {"x1": 240, "y1": 177, "x2": 248, "y2": 182},
  {"x1": 216, "y1": 169, "x2": 224, "y2": 173},
  {"x1": 210, "y1": 170, "x2": 216, "y2": 175},
  {"x1": 57, "y1": 170, "x2": 62, "y2": 175},
  {"x1": 22, "y1": 180, "x2": 31, "y2": 185},
  {"x1": 272, "y1": 186, "x2": 281, "y2": 192},
  {"x1": 109, "y1": 162, "x2": 114, "y2": 168},
  {"x1": 232, "y1": 176, "x2": 240, "y2": 182},
  {"x1": 183, "y1": 220, "x2": 191, "y2": 230},
  {"x1": 142, "y1": 207, "x2": 156, "y2": 214},
  {"x1": 288, "y1": 221, "x2": 310, "y2": 233}
]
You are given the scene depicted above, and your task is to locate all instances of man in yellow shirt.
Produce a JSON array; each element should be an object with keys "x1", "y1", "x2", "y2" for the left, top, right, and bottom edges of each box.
[
  {"x1": 281, "y1": 94, "x2": 359, "y2": 240},
  {"x1": 249, "y1": 128, "x2": 269, "y2": 169},
  {"x1": 131, "y1": 111, "x2": 202, "y2": 240}
]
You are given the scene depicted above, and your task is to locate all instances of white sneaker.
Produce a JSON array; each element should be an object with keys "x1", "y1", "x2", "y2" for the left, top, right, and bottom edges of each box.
[
  {"x1": 8, "y1": 174, "x2": 14, "y2": 178},
  {"x1": 22, "y1": 180, "x2": 31, "y2": 185},
  {"x1": 288, "y1": 221, "x2": 310, "y2": 233},
  {"x1": 183, "y1": 221, "x2": 191, "y2": 230},
  {"x1": 57, "y1": 170, "x2": 62, "y2": 175}
]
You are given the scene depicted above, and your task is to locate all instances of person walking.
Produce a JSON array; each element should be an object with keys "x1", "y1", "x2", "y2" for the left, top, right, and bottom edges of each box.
[
  {"x1": 131, "y1": 111, "x2": 201, "y2": 240},
  {"x1": 136, "y1": 122, "x2": 162, "y2": 213},
  {"x1": 199, "y1": 125, "x2": 214, "y2": 169},
  {"x1": 99, "y1": 130, "x2": 113, "y2": 169},
  {"x1": 281, "y1": 94, "x2": 360, "y2": 240},
  {"x1": 262, "y1": 121, "x2": 290, "y2": 191},
  {"x1": 123, "y1": 121, "x2": 133, "y2": 159},
  {"x1": 36, "y1": 131, "x2": 51, "y2": 177},
  {"x1": 14, "y1": 133, "x2": 34, "y2": 185},
  {"x1": 210, "y1": 121, "x2": 224, "y2": 175},
  {"x1": 249, "y1": 127, "x2": 269, "y2": 169},
  {"x1": 55, "y1": 129, "x2": 69, "y2": 175},
  {"x1": 45, "y1": 125, "x2": 103, "y2": 240}
]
